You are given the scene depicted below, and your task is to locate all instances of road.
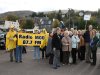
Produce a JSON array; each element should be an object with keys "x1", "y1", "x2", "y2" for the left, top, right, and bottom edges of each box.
[{"x1": 0, "y1": 47, "x2": 100, "y2": 75}]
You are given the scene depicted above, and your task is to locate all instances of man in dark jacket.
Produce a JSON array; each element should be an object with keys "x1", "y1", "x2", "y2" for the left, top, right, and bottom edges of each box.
[{"x1": 52, "y1": 27, "x2": 62, "y2": 69}]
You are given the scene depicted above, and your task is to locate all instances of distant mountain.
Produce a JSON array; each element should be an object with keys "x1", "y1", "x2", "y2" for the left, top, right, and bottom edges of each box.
[
  {"x1": 0, "y1": 9, "x2": 91, "y2": 19},
  {"x1": 43, "y1": 10, "x2": 68, "y2": 14},
  {"x1": 0, "y1": 10, "x2": 34, "y2": 18},
  {"x1": 0, "y1": 10, "x2": 69, "y2": 19}
]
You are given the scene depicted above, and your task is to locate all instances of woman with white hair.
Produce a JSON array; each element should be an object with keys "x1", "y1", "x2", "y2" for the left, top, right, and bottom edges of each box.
[
  {"x1": 71, "y1": 30, "x2": 80, "y2": 64},
  {"x1": 62, "y1": 31, "x2": 71, "y2": 65}
]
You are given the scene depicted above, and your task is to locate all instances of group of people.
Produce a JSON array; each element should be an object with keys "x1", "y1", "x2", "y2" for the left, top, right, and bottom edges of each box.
[
  {"x1": 5, "y1": 24, "x2": 100, "y2": 70},
  {"x1": 46, "y1": 25, "x2": 100, "y2": 69},
  {"x1": 6, "y1": 25, "x2": 47, "y2": 62}
]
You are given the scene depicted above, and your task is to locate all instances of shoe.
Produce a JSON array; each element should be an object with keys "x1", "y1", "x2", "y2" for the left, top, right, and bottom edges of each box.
[
  {"x1": 15, "y1": 61, "x2": 18, "y2": 63},
  {"x1": 19, "y1": 61, "x2": 22, "y2": 63},
  {"x1": 86, "y1": 61, "x2": 90, "y2": 63},
  {"x1": 57, "y1": 65, "x2": 60, "y2": 67},
  {"x1": 10, "y1": 60, "x2": 13, "y2": 62},
  {"x1": 63, "y1": 64, "x2": 65, "y2": 66},
  {"x1": 91, "y1": 63, "x2": 96, "y2": 66}
]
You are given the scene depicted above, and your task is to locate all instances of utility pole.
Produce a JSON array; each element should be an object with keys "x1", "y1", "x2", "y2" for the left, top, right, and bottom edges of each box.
[{"x1": 68, "y1": 8, "x2": 70, "y2": 29}]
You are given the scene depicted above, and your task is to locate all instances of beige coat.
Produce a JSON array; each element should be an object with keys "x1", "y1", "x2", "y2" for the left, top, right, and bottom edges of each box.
[{"x1": 62, "y1": 36, "x2": 72, "y2": 51}]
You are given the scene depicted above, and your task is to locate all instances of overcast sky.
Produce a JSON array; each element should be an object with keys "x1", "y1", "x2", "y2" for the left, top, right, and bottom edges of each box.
[{"x1": 0, "y1": 0, "x2": 100, "y2": 13}]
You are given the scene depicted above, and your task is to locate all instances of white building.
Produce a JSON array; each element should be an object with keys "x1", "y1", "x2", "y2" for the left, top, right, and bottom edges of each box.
[
  {"x1": 0, "y1": 20, "x2": 19, "y2": 29},
  {"x1": 4, "y1": 20, "x2": 19, "y2": 29}
]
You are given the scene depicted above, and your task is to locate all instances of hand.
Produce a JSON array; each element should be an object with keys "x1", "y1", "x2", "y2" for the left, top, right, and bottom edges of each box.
[
  {"x1": 66, "y1": 44, "x2": 69, "y2": 45},
  {"x1": 9, "y1": 38, "x2": 13, "y2": 41}
]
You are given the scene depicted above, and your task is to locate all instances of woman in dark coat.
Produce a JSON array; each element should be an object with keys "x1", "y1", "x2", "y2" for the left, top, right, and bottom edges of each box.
[{"x1": 90, "y1": 29, "x2": 99, "y2": 66}]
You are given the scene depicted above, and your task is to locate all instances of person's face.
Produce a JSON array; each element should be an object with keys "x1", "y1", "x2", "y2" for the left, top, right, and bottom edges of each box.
[
  {"x1": 64, "y1": 32, "x2": 68, "y2": 37},
  {"x1": 61, "y1": 31, "x2": 64, "y2": 35},
  {"x1": 10, "y1": 28, "x2": 14, "y2": 31},
  {"x1": 74, "y1": 31, "x2": 77, "y2": 35},
  {"x1": 71, "y1": 29, "x2": 74, "y2": 33},
  {"x1": 57, "y1": 29, "x2": 61, "y2": 35},
  {"x1": 78, "y1": 30, "x2": 82, "y2": 35},
  {"x1": 89, "y1": 25, "x2": 93, "y2": 31},
  {"x1": 50, "y1": 33, "x2": 53, "y2": 37},
  {"x1": 35, "y1": 30, "x2": 38, "y2": 33}
]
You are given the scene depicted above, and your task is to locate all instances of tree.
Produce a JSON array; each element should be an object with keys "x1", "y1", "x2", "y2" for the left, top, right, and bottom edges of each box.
[
  {"x1": 52, "y1": 19, "x2": 60, "y2": 28},
  {"x1": 37, "y1": 12, "x2": 45, "y2": 17},
  {"x1": 24, "y1": 19, "x2": 34, "y2": 29},
  {"x1": 56, "y1": 10, "x2": 62, "y2": 21},
  {"x1": 19, "y1": 17, "x2": 26, "y2": 28},
  {"x1": 5, "y1": 14, "x2": 19, "y2": 21},
  {"x1": 31, "y1": 12, "x2": 37, "y2": 18},
  {"x1": 47, "y1": 12, "x2": 56, "y2": 20}
]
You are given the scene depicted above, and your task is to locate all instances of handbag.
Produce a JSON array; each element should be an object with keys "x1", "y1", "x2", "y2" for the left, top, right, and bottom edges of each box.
[{"x1": 69, "y1": 52, "x2": 72, "y2": 64}]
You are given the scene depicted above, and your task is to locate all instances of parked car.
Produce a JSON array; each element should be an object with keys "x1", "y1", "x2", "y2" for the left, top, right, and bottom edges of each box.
[{"x1": 0, "y1": 33, "x2": 6, "y2": 50}]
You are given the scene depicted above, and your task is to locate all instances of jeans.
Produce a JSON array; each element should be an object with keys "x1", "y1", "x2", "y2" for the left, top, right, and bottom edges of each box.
[
  {"x1": 33, "y1": 46, "x2": 40, "y2": 59},
  {"x1": 15, "y1": 46, "x2": 23, "y2": 62},
  {"x1": 53, "y1": 50, "x2": 60, "y2": 68}
]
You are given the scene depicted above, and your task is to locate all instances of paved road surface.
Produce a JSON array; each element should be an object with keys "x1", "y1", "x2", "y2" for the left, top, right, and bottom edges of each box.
[{"x1": 0, "y1": 47, "x2": 100, "y2": 75}]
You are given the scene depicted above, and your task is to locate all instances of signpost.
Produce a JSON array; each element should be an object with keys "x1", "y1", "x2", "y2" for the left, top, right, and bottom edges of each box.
[
  {"x1": 79, "y1": 12, "x2": 91, "y2": 30},
  {"x1": 84, "y1": 14, "x2": 91, "y2": 30}
]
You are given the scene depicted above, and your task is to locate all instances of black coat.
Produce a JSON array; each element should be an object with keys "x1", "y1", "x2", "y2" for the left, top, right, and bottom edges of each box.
[
  {"x1": 52, "y1": 33, "x2": 62, "y2": 50},
  {"x1": 84, "y1": 30, "x2": 91, "y2": 43}
]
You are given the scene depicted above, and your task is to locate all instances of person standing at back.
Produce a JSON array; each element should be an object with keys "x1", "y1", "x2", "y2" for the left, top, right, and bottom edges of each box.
[{"x1": 84, "y1": 25, "x2": 93, "y2": 63}]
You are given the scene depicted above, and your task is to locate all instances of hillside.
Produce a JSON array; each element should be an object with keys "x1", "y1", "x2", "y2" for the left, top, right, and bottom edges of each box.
[{"x1": 0, "y1": 10, "x2": 34, "y2": 18}]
